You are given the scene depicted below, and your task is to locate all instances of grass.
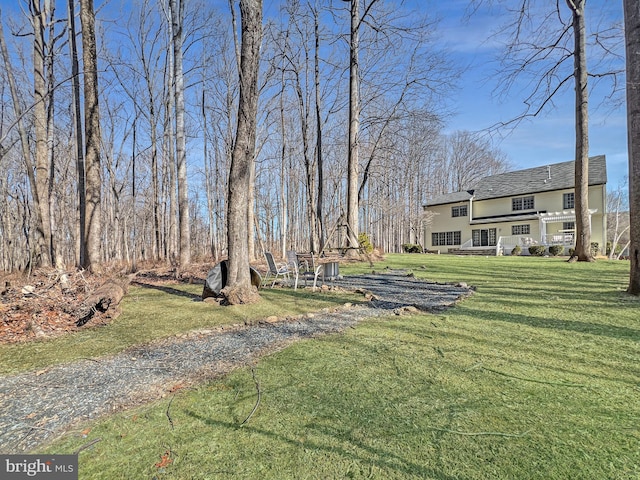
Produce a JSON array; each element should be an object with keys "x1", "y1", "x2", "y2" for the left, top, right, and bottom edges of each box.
[
  {"x1": 0, "y1": 282, "x2": 362, "y2": 375},
  {"x1": 25, "y1": 255, "x2": 640, "y2": 478}
]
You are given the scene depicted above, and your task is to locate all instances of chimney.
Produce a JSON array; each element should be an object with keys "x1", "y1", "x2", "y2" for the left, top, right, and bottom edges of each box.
[{"x1": 547, "y1": 165, "x2": 551, "y2": 180}]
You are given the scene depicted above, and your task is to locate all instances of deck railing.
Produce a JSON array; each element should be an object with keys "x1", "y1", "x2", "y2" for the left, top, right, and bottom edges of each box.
[
  {"x1": 542, "y1": 233, "x2": 575, "y2": 246},
  {"x1": 497, "y1": 233, "x2": 575, "y2": 255},
  {"x1": 497, "y1": 235, "x2": 536, "y2": 254},
  {"x1": 460, "y1": 238, "x2": 474, "y2": 249}
]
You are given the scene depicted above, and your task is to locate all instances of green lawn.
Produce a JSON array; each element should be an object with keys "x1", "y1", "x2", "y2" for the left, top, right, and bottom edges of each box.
[
  {"x1": 34, "y1": 256, "x2": 640, "y2": 478},
  {"x1": 0, "y1": 283, "x2": 362, "y2": 375}
]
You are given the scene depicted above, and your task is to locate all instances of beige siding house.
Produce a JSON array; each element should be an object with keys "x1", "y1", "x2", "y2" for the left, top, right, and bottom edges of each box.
[{"x1": 423, "y1": 156, "x2": 607, "y2": 255}]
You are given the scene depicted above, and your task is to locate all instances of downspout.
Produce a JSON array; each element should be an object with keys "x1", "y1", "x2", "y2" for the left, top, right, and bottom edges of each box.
[
  {"x1": 422, "y1": 205, "x2": 427, "y2": 249},
  {"x1": 602, "y1": 184, "x2": 607, "y2": 254},
  {"x1": 468, "y1": 195, "x2": 474, "y2": 252}
]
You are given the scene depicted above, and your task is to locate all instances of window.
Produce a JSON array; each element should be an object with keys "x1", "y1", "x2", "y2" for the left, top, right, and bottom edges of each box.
[
  {"x1": 512, "y1": 224, "x2": 530, "y2": 235},
  {"x1": 563, "y1": 192, "x2": 575, "y2": 209},
  {"x1": 472, "y1": 228, "x2": 497, "y2": 247},
  {"x1": 563, "y1": 222, "x2": 575, "y2": 231},
  {"x1": 432, "y1": 231, "x2": 461, "y2": 246},
  {"x1": 451, "y1": 205, "x2": 468, "y2": 217},
  {"x1": 512, "y1": 196, "x2": 535, "y2": 211}
]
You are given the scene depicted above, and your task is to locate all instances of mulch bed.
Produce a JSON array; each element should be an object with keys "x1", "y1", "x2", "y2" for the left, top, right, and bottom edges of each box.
[{"x1": 0, "y1": 268, "x2": 473, "y2": 453}]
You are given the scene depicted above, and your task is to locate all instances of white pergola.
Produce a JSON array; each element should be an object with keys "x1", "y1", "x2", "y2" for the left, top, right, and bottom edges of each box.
[{"x1": 538, "y1": 209, "x2": 598, "y2": 243}]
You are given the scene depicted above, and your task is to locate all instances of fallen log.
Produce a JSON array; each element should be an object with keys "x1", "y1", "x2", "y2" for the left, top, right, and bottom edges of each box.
[{"x1": 76, "y1": 276, "x2": 131, "y2": 327}]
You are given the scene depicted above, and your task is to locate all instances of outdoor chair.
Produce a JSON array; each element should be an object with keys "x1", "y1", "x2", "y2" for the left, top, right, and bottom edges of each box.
[
  {"x1": 263, "y1": 252, "x2": 291, "y2": 287},
  {"x1": 286, "y1": 250, "x2": 323, "y2": 291}
]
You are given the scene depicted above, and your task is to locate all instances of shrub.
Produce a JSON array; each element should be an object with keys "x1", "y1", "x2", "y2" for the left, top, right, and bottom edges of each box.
[
  {"x1": 402, "y1": 243, "x2": 424, "y2": 254},
  {"x1": 358, "y1": 232, "x2": 374, "y2": 254},
  {"x1": 567, "y1": 244, "x2": 600, "y2": 258},
  {"x1": 528, "y1": 245, "x2": 546, "y2": 256},
  {"x1": 607, "y1": 241, "x2": 625, "y2": 257},
  {"x1": 548, "y1": 245, "x2": 565, "y2": 256},
  {"x1": 511, "y1": 245, "x2": 522, "y2": 256}
]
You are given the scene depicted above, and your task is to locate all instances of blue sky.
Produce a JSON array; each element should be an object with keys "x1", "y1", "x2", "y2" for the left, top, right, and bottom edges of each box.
[
  {"x1": 0, "y1": 0, "x2": 628, "y2": 190},
  {"x1": 429, "y1": 0, "x2": 628, "y2": 191}
]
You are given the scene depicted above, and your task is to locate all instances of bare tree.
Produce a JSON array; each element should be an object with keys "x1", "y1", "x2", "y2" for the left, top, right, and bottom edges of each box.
[
  {"x1": 474, "y1": 0, "x2": 622, "y2": 261},
  {"x1": 222, "y1": 0, "x2": 262, "y2": 305},
  {"x1": 442, "y1": 131, "x2": 511, "y2": 192},
  {"x1": 67, "y1": 0, "x2": 86, "y2": 267},
  {"x1": 566, "y1": 0, "x2": 591, "y2": 262},
  {"x1": 169, "y1": 0, "x2": 191, "y2": 268},
  {"x1": 30, "y1": 0, "x2": 55, "y2": 267},
  {"x1": 273, "y1": 1, "x2": 322, "y2": 253},
  {"x1": 344, "y1": 0, "x2": 360, "y2": 253},
  {"x1": 606, "y1": 181, "x2": 629, "y2": 260},
  {"x1": 337, "y1": 0, "x2": 456, "y2": 254},
  {"x1": 0, "y1": 12, "x2": 46, "y2": 268},
  {"x1": 80, "y1": 0, "x2": 102, "y2": 271},
  {"x1": 122, "y1": 0, "x2": 166, "y2": 261},
  {"x1": 313, "y1": 2, "x2": 325, "y2": 251},
  {"x1": 207, "y1": 27, "x2": 238, "y2": 261},
  {"x1": 624, "y1": 0, "x2": 640, "y2": 294}
]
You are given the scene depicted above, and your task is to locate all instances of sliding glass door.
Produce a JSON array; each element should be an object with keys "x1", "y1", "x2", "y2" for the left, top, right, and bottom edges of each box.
[{"x1": 472, "y1": 228, "x2": 497, "y2": 247}]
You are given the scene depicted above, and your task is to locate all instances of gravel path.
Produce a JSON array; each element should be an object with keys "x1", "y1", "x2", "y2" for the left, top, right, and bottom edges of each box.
[
  {"x1": 331, "y1": 271, "x2": 472, "y2": 311},
  {"x1": 0, "y1": 272, "x2": 472, "y2": 453}
]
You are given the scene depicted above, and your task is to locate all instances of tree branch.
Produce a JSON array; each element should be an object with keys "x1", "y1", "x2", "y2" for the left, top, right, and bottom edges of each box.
[
  {"x1": 427, "y1": 427, "x2": 531, "y2": 438},
  {"x1": 240, "y1": 367, "x2": 261, "y2": 427}
]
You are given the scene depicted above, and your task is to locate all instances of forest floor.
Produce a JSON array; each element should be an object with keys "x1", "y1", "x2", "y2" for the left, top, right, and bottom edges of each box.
[
  {"x1": 0, "y1": 264, "x2": 215, "y2": 344},
  {"x1": 0, "y1": 268, "x2": 105, "y2": 344}
]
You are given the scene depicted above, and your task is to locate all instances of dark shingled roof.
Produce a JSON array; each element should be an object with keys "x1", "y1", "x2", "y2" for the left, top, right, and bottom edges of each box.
[
  {"x1": 425, "y1": 190, "x2": 473, "y2": 207},
  {"x1": 425, "y1": 155, "x2": 607, "y2": 207}
]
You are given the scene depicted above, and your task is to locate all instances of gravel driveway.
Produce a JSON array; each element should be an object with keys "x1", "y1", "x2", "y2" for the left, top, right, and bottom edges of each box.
[{"x1": 0, "y1": 272, "x2": 472, "y2": 453}]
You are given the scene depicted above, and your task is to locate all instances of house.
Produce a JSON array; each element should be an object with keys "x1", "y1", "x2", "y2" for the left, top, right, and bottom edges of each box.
[{"x1": 422, "y1": 156, "x2": 607, "y2": 255}]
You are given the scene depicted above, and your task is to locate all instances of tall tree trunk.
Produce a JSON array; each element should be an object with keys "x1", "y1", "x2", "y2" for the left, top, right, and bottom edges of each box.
[
  {"x1": 164, "y1": 44, "x2": 178, "y2": 263},
  {"x1": 567, "y1": 0, "x2": 592, "y2": 262},
  {"x1": 149, "y1": 99, "x2": 160, "y2": 261},
  {"x1": 202, "y1": 90, "x2": 217, "y2": 259},
  {"x1": 294, "y1": 78, "x2": 319, "y2": 253},
  {"x1": 314, "y1": 5, "x2": 324, "y2": 252},
  {"x1": 67, "y1": 0, "x2": 86, "y2": 267},
  {"x1": 45, "y1": 3, "x2": 57, "y2": 264},
  {"x1": 131, "y1": 115, "x2": 138, "y2": 272},
  {"x1": 0, "y1": 15, "x2": 47, "y2": 267},
  {"x1": 248, "y1": 158, "x2": 257, "y2": 260},
  {"x1": 222, "y1": 0, "x2": 262, "y2": 305},
  {"x1": 80, "y1": 0, "x2": 102, "y2": 271},
  {"x1": 624, "y1": 0, "x2": 640, "y2": 294},
  {"x1": 170, "y1": 0, "x2": 190, "y2": 268},
  {"x1": 279, "y1": 68, "x2": 288, "y2": 258},
  {"x1": 345, "y1": 0, "x2": 360, "y2": 253},
  {"x1": 32, "y1": 0, "x2": 53, "y2": 267}
]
